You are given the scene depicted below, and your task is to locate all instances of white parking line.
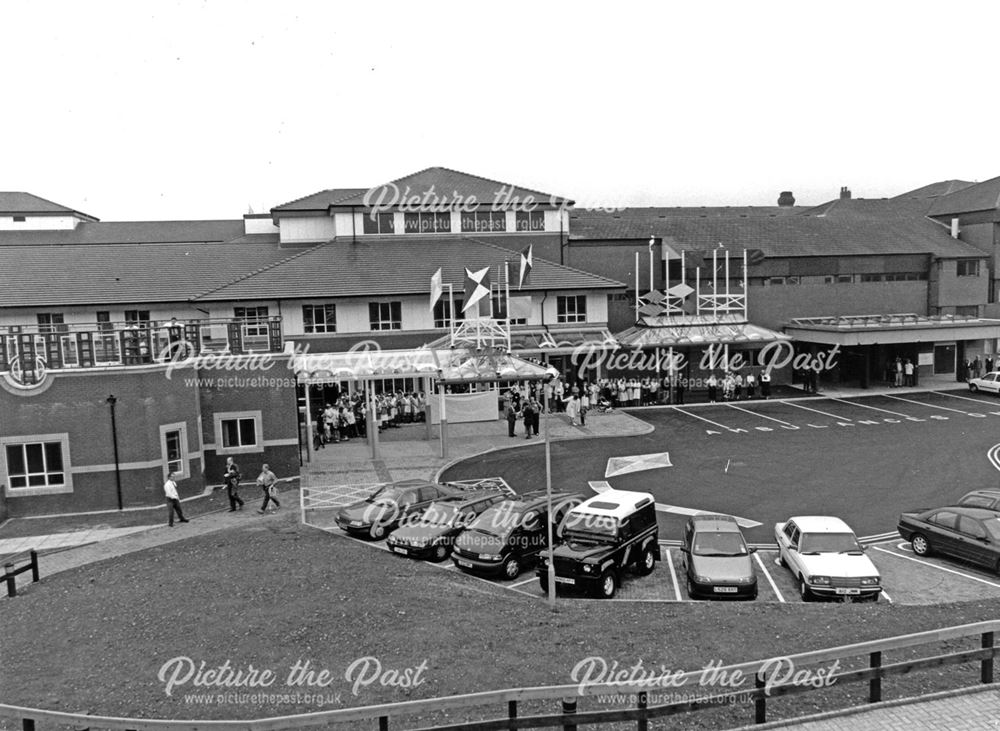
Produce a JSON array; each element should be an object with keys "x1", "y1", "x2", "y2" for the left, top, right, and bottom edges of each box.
[
  {"x1": 672, "y1": 407, "x2": 739, "y2": 432},
  {"x1": 509, "y1": 576, "x2": 536, "y2": 589},
  {"x1": 830, "y1": 398, "x2": 912, "y2": 418},
  {"x1": 754, "y1": 551, "x2": 785, "y2": 603},
  {"x1": 935, "y1": 391, "x2": 1000, "y2": 406},
  {"x1": 784, "y1": 401, "x2": 853, "y2": 421},
  {"x1": 872, "y1": 545, "x2": 1000, "y2": 589},
  {"x1": 883, "y1": 394, "x2": 981, "y2": 415},
  {"x1": 664, "y1": 548, "x2": 683, "y2": 601},
  {"x1": 726, "y1": 404, "x2": 796, "y2": 426},
  {"x1": 880, "y1": 588, "x2": 893, "y2": 604}
]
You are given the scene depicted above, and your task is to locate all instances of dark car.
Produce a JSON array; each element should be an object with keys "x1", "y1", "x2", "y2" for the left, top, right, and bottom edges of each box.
[
  {"x1": 537, "y1": 489, "x2": 660, "y2": 599},
  {"x1": 451, "y1": 490, "x2": 584, "y2": 579},
  {"x1": 898, "y1": 505, "x2": 1000, "y2": 572},
  {"x1": 681, "y1": 514, "x2": 757, "y2": 600},
  {"x1": 956, "y1": 489, "x2": 1000, "y2": 512},
  {"x1": 385, "y1": 490, "x2": 509, "y2": 561},
  {"x1": 335, "y1": 480, "x2": 465, "y2": 539}
]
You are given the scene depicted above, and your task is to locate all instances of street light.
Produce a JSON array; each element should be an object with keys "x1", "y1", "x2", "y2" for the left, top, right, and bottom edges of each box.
[{"x1": 106, "y1": 394, "x2": 123, "y2": 510}]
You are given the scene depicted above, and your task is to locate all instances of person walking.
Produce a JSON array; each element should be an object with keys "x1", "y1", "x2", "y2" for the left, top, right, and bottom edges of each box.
[
  {"x1": 164, "y1": 471, "x2": 189, "y2": 527},
  {"x1": 224, "y1": 457, "x2": 244, "y2": 511},
  {"x1": 564, "y1": 393, "x2": 581, "y2": 426},
  {"x1": 256, "y1": 463, "x2": 280, "y2": 513}
]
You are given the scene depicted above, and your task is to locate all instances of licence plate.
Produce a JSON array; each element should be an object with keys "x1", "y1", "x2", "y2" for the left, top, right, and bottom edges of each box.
[
  {"x1": 456, "y1": 558, "x2": 472, "y2": 567},
  {"x1": 713, "y1": 586, "x2": 738, "y2": 593},
  {"x1": 391, "y1": 547, "x2": 408, "y2": 555},
  {"x1": 555, "y1": 577, "x2": 575, "y2": 585},
  {"x1": 835, "y1": 587, "x2": 860, "y2": 595}
]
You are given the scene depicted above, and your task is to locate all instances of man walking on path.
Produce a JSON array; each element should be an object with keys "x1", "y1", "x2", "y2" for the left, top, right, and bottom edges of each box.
[
  {"x1": 164, "y1": 472, "x2": 189, "y2": 527},
  {"x1": 256, "y1": 463, "x2": 280, "y2": 513},
  {"x1": 225, "y1": 457, "x2": 244, "y2": 511}
]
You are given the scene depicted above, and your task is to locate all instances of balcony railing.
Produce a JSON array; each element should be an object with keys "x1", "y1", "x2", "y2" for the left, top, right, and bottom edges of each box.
[{"x1": 0, "y1": 318, "x2": 284, "y2": 385}]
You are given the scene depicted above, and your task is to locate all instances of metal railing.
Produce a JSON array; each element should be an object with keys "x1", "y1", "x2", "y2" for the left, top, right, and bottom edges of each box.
[
  {"x1": 0, "y1": 620, "x2": 997, "y2": 730},
  {"x1": 1, "y1": 549, "x2": 39, "y2": 598}
]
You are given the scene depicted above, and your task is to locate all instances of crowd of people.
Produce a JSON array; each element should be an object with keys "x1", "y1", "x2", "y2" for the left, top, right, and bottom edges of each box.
[
  {"x1": 311, "y1": 391, "x2": 428, "y2": 448},
  {"x1": 960, "y1": 354, "x2": 994, "y2": 382}
]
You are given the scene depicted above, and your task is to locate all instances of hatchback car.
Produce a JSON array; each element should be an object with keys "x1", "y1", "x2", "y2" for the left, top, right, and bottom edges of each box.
[
  {"x1": 897, "y1": 505, "x2": 1000, "y2": 572},
  {"x1": 681, "y1": 514, "x2": 757, "y2": 599},
  {"x1": 956, "y1": 489, "x2": 1000, "y2": 512},
  {"x1": 385, "y1": 490, "x2": 508, "y2": 562},
  {"x1": 968, "y1": 371, "x2": 1000, "y2": 394},
  {"x1": 774, "y1": 516, "x2": 881, "y2": 601}
]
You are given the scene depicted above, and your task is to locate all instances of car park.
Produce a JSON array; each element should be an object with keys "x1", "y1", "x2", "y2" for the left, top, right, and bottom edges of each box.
[
  {"x1": 956, "y1": 489, "x2": 1000, "y2": 512},
  {"x1": 681, "y1": 514, "x2": 757, "y2": 600},
  {"x1": 967, "y1": 371, "x2": 1000, "y2": 394},
  {"x1": 451, "y1": 490, "x2": 584, "y2": 579},
  {"x1": 537, "y1": 489, "x2": 659, "y2": 599},
  {"x1": 385, "y1": 490, "x2": 509, "y2": 562},
  {"x1": 897, "y1": 505, "x2": 1000, "y2": 572},
  {"x1": 774, "y1": 516, "x2": 882, "y2": 601},
  {"x1": 335, "y1": 480, "x2": 465, "y2": 539}
]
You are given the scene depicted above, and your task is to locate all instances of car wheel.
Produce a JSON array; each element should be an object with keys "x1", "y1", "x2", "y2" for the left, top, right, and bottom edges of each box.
[
  {"x1": 597, "y1": 572, "x2": 618, "y2": 599},
  {"x1": 911, "y1": 533, "x2": 931, "y2": 556},
  {"x1": 431, "y1": 544, "x2": 449, "y2": 562},
  {"x1": 369, "y1": 524, "x2": 386, "y2": 540},
  {"x1": 538, "y1": 576, "x2": 549, "y2": 594},
  {"x1": 502, "y1": 556, "x2": 521, "y2": 580},
  {"x1": 686, "y1": 578, "x2": 698, "y2": 599},
  {"x1": 970, "y1": 383, "x2": 979, "y2": 392},
  {"x1": 750, "y1": 586, "x2": 758, "y2": 601},
  {"x1": 799, "y1": 577, "x2": 812, "y2": 602},
  {"x1": 777, "y1": 552, "x2": 786, "y2": 567},
  {"x1": 637, "y1": 547, "x2": 656, "y2": 576}
]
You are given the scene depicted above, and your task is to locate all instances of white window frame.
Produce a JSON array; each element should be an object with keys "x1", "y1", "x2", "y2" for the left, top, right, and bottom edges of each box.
[
  {"x1": 213, "y1": 411, "x2": 264, "y2": 455},
  {"x1": 303, "y1": 303, "x2": 338, "y2": 334},
  {"x1": 0, "y1": 433, "x2": 73, "y2": 497},
  {"x1": 369, "y1": 301, "x2": 402, "y2": 331},
  {"x1": 556, "y1": 295, "x2": 587, "y2": 324},
  {"x1": 160, "y1": 422, "x2": 190, "y2": 481}
]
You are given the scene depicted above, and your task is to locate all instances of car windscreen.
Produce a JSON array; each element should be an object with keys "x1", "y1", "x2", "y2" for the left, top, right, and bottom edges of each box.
[
  {"x1": 983, "y1": 518, "x2": 1000, "y2": 542},
  {"x1": 418, "y1": 503, "x2": 460, "y2": 525},
  {"x1": 692, "y1": 531, "x2": 748, "y2": 557},
  {"x1": 366, "y1": 486, "x2": 404, "y2": 504},
  {"x1": 466, "y1": 506, "x2": 522, "y2": 538},
  {"x1": 799, "y1": 532, "x2": 862, "y2": 554},
  {"x1": 562, "y1": 512, "x2": 618, "y2": 540}
]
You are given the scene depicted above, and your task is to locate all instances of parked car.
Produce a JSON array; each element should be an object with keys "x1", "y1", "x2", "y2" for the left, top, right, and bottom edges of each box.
[
  {"x1": 968, "y1": 371, "x2": 1000, "y2": 394},
  {"x1": 774, "y1": 516, "x2": 882, "y2": 601},
  {"x1": 537, "y1": 489, "x2": 660, "y2": 599},
  {"x1": 897, "y1": 505, "x2": 1000, "y2": 572},
  {"x1": 956, "y1": 489, "x2": 1000, "y2": 512},
  {"x1": 335, "y1": 480, "x2": 465, "y2": 539},
  {"x1": 681, "y1": 514, "x2": 757, "y2": 600},
  {"x1": 451, "y1": 490, "x2": 584, "y2": 579},
  {"x1": 385, "y1": 490, "x2": 509, "y2": 561}
]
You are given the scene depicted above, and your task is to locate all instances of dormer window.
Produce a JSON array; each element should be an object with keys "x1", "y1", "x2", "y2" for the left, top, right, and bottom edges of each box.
[{"x1": 12, "y1": 216, "x2": 25, "y2": 222}]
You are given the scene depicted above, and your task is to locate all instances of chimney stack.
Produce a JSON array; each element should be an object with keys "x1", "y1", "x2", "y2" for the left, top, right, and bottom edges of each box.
[
  {"x1": 777, "y1": 191, "x2": 795, "y2": 207},
  {"x1": 840, "y1": 186, "x2": 852, "y2": 200}
]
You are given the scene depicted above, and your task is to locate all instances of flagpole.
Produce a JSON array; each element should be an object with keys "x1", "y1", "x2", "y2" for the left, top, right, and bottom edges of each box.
[
  {"x1": 504, "y1": 259, "x2": 512, "y2": 353},
  {"x1": 664, "y1": 242, "x2": 670, "y2": 313},
  {"x1": 649, "y1": 236, "x2": 655, "y2": 294},
  {"x1": 712, "y1": 248, "x2": 718, "y2": 320},
  {"x1": 695, "y1": 261, "x2": 701, "y2": 316},
  {"x1": 725, "y1": 248, "x2": 731, "y2": 313},
  {"x1": 742, "y1": 248, "x2": 748, "y2": 319},
  {"x1": 448, "y1": 283, "x2": 455, "y2": 346},
  {"x1": 634, "y1": 250, "x2": 640, "y2": 320}
]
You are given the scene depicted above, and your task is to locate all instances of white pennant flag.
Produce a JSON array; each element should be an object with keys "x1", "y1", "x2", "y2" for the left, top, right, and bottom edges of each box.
[
  {"x1": 518, "y1": 245, "x2": 533, "y2": 289},
  {"x1": 429, "y1": 268, "x2": 443, "y2": 311}
]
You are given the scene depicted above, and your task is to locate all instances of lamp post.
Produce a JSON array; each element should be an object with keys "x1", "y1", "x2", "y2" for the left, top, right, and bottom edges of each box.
[{"x1": 106, "y1": 395, "x2": 123, "y2": 510}]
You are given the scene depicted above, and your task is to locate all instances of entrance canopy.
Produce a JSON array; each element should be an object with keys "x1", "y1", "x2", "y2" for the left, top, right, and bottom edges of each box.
[
  {"x1": 426, "y1": 325, "x2": 618, "y2": 355},
  {"x1": 785, "y1": 313, "x2": 1000, "y2": 346},
  {"x1": 292, "y1": 346, "x2": 557, "y2": 385},
  {"x1": 616, "y1": 314, "x2": 791, "y2": 348}
]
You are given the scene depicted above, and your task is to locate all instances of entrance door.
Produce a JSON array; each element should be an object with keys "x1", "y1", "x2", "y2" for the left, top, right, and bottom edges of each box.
[{"x1": 934, "y1": 344, "x2": 956, "y2": 375}]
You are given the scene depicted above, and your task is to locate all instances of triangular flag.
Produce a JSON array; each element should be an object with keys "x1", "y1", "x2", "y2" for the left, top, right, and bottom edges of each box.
[
  {"x1": 518, "y1": 245, "x2": 533, "y2": 289},
  {"x1": 462, "y1": 266, "x2": 491, "y2": 312},
  {"x1": 430, "y1": 268, "x2": 443, "y2": 311}
]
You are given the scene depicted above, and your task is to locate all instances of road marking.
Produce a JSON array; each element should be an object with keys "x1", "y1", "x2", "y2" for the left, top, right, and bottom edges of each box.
[
  {"x1": 880, "y1": 588, "x2": 893, "y2": 604},
  {"x1": 726, "y1": 404, "x2": 798, "y2": 426},
  {"x1": 990, "y1": 444, "x2": 1000, "y2": 472},
  {"x1": 665, "y1": 548, "x2": 683, "y2": 601},
  {"x1": 872, "y1": 545, "x2": 1000, "y2": 589},
  {"x1": 672, "y1": 407, "x2": 743, "y2": 433},
  {"x1": 830, "y1": 398, "x2": 912, "y2": 418},
  {"x1": 509, "y1": 577, "x2": 536, "y2": 589},
  {"x1": 783, "y1": 401, "x2": 853, "y2": 421},
  {"x1": 754, "y1": 551, "x2": 785, "y2": 603},
  {"x1": 605, "y1": 452, "x2": 673, "y2": 478},
  {"x1": 859, "y1": 531, "x2": 899, "y2": 544},
  {"x1": 935, "y1": 391, "x2": 1000, "y2": 406},
  {"x1": 883, "y1": 394, "x2": 982, "y2": 416}
]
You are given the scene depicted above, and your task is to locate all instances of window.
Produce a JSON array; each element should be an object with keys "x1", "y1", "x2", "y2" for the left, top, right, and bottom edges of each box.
[
  {"x1": 557, "y1": 295, "x2": 587, "y2": 324},
  {"x1": 837, "y1": 275, "x2": 854, "y2": 283},
  {"x1": 362, "y1": 212, "x2": 395, "y2": 234},
  {"x1": 234, "y1": 306, "x2": 270, "y2": 338},
  {"x1": 95, "y1": 311, "x2": 114, "y2": 332},
  {"x1": 460, "y1": 209, "x2": 506, "y2": 233},
  {"x1": 124, "y1": 310, "x2": 151, "y2": 326},
  {"x1": 36, "y1": 313, "x2": 66, "y2": 333},
  {"x1": 12, "y1": 215, "x2": 25, "y2": 223},
  {"x1": 515, "y1": 210, "x2": 545, "y2": 232},
  {"x1": 930, "y1": 510, "x2": 959, "y2": 530},
  {"x1": 214, "y1": 411, "x2": 263, "y2": 454},
  {"x1": 957, "y1": 260, "x2": 980, "y2": 277},
  {"x1": 160, "y1": 423, "x2": 189, "y2": 480},
  {"x1": 433, "y1": 298, "x2": 464, "y2": 328},
  {"x1": 959, "y1": 516, "x2": 988, "y2": 540},
  {"x1": 860, "y1": 274, "x2": 883, "y2": 283},
  {"x1": 956, "y1": 305, "x2": 979, "y2": 317},
  {"x1": 369, "y1": 301, "x2": 402, "y2": 330},
  {"x1": 303, "y1": 304, "x2": 337, "y2": 333},
  {"x1": 1, "y1": 434, "x2": 72, "y2": 495},
  {"x1": 403, "y1": 212, "x2": 450, "y2": 234}
]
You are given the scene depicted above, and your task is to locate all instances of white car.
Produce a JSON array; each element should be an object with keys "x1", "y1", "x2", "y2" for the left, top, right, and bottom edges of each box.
[
  {"x1": 968, "y1": 371, "x2": 1000, "y2": 394},
  {"x1": 773, "y1": 516, "x2": 881, "y2": 602}
]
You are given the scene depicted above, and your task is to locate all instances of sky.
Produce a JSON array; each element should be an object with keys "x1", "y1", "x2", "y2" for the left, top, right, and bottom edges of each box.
[{"x1": 2, "y1": 0, "x2": 998, "y2": 221}]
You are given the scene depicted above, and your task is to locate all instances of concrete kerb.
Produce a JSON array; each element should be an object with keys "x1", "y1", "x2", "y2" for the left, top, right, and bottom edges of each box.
[{"x1": 727, "y1": 682, "x2": 1000, "y2": 731}]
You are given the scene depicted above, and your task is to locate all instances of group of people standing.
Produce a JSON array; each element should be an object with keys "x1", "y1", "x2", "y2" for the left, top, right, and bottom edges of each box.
[
  {"x1": 961, "y1": 355, "x2": 994, "y2": 382},
  {"x1": 313, "y1": 391, "x2": 429, "y2": 448},
  {"x1": 162, "y1": 457, "x2": 281, "y2": 527},
  {"x1": 705, "y1": 371, "x2": 771, "y2": 402},
  {"x1": 885, "y1": 357, "x2": 917, "y2": 387}
]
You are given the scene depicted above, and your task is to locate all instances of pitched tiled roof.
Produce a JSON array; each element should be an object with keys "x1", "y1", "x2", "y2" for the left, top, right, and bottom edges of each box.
[
  {"x1": 327, "y1": 167, "x2": 572, "y2": 208},
  {"x1": 0, "y1": 192, "x2": 98, "y2": 220},
  {"x1": 570, "y1": 206, "x2": 806, "y2": 240},
  {"x1": 892, "y1": 180, "x2": 975, "y2": 202},
  {"x1": 193, "y1": 235, "x2": 623, "y2": 301},
  {"x1": 928, "y1": 176, "x2": 1000, "y2": 217},
  {"x1": 0, "y1": 220, "x2": 244, "y2": 246},
  {"x1": 0, "y1": 240, "x2": 316, "y2": 307},
  {"x1": 271, "y1": 188, "x2": 368, "y2": 212}
]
